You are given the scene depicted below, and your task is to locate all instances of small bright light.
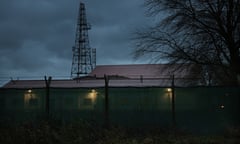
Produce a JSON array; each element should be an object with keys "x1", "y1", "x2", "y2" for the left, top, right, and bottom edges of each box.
[
  {"x1": 220, "y1": 105, "x2": 225, "y2": 109},
  {"x1": 167, "y1": 88, "x2": 172, "y2": 92},
  {"x1": 86, "y1": 89, "x2": 97, "y2": 101},
  {"x1": 27, "y1": 89, "x2": 32, "y2": 93}
]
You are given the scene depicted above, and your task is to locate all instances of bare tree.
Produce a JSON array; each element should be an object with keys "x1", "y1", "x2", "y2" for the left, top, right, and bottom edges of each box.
[{"x1": 133, "y1": 0, "x2": 240, "y2": 85}]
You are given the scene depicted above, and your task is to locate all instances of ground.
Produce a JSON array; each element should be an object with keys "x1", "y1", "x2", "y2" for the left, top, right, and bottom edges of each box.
[{"x1": 0, "y1": 121, "x2": 239, "y2": 144}]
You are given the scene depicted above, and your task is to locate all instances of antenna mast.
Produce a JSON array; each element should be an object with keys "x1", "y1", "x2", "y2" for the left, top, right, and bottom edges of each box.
[{"x1": 71, "y1": 2, "x2": 96, "y2": 78}]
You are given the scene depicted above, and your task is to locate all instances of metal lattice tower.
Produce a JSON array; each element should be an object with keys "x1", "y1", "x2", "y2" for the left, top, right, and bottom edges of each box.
[{"x1": 71, "y1": 2, "x2": 96, "y2": 78}]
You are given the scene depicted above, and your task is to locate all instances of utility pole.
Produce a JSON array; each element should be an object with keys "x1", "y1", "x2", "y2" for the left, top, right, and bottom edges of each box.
[{"x1": 71, "y1": 2, "x2": 96, "y2": 78}]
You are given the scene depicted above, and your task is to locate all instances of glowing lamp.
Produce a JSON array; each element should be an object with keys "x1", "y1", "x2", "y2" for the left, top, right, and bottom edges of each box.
[
  {"x1": 167, "y1": 88, "x2": 172, "y2": 92},
  {"x1": 27, "y1": 89, "x2": 32, "y2": 93},
  {"x1": 220, "y1": 105, "x2": 225, "y2": 109}
]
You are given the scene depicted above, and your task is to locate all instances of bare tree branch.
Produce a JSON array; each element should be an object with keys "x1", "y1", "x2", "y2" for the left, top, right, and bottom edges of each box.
[{"x1": 133, "y1": 0, "x2": 240, "y2": 85}]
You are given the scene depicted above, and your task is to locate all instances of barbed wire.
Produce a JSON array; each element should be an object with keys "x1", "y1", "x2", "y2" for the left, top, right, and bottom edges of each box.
[
  {"x1": 0, "y1": 74, "x2": 203, "y2": 88},
  {"x1": 0, "y1": 76, "x2": 72, "y2": 86}
]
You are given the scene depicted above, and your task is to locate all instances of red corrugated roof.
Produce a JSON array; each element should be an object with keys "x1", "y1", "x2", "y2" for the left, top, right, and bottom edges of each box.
[
  {"x1": 2, "y1": 79, "x2": 105, "y2": 88},
  {"x1": 89, "y1": 64, "x2": 194, "y2": 78},
  {"x1": 2, "y1": 78, "x2": 200, "y2": 88},
  {"x1": 2, "y1": 64, "x2": 201, "y2": 88}
]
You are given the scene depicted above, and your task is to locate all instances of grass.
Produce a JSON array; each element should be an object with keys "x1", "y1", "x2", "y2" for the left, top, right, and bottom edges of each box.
[{"x1": 0, "y1": 120, "x2": 239, "y2": 144}]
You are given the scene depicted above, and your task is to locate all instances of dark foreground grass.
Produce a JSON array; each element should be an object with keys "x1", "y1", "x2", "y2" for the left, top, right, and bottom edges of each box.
[{"x1": 0, "y1": 121, "x2": 239, "y2": 144}]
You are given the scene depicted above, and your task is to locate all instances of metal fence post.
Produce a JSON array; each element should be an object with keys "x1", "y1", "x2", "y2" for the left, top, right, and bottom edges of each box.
[
  {"x1": 44, "y1": 76, "x2": 52, "y2": 120},
  {"x1": 104, "y1": 74, "x2": 110, "y2": 128},
  {"x1": 171, "y1": 74, "x2": 176, "y2": 129}
]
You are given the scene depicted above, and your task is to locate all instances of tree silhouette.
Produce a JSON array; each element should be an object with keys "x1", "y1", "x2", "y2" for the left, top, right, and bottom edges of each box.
[{"x1": 133, "y1": 0, "x2": 240, "y2": 85}]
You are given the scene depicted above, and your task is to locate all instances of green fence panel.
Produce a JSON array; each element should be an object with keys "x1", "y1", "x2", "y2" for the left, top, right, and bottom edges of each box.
[
  {"x1": 108, "y1": 88, "x2": 172, "y2": 127},
  {"x1": 0, "y1": 87, "x2": 239, "y2": 134},
  {"x1": 49, "y1": 88, "x2": 105, "y2": 124},
  {"x1": 0, "y1": 88, "x2": 46, "y2": 124},
  {"x1": 175, "y1": 87, "x2": 240, "y2": 133}
]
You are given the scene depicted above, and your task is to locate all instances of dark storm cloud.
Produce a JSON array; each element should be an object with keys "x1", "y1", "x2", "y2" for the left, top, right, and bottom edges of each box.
[
  {"x1": 0, "y1": 0, "x2": 149, "y2": 79},
  {"x1": 86, "y1": 0, "x2": 151, "y2": 64},
  {"x1": 0, "y1": 0, "x2": 77, "y2": 77}
]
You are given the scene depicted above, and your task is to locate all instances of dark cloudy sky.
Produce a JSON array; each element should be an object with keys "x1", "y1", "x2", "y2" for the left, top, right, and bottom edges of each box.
[{"x1": 0, "y1": 0, "x2": 153, "y2": 82}]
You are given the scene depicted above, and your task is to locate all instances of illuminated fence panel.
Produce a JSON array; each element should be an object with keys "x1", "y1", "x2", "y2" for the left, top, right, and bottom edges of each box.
[
  {"x1": 107, "y1": 88, "x2": 172, "y2": 127},
  {"x1": 0, "y1": 89, "x2": 46, "y2": 123},
  {"x1": 0, "y1": 87, "x2": 239, "y2": 133},
  {"x1": 48, "y1": 88, "x2": 104, "y2": 123}
]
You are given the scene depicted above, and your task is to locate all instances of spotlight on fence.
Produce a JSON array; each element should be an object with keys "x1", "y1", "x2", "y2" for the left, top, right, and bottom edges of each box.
[
  {"x1": 220, "y1": 105, "x2": 225, "y2": 109},
  {"x1": 87, "y1": 89, "x2": 97, "y2": 102},
  {"x1": 27, "y1": 89, "x2": 32, "y2": 93},
  {"x1": 167, "y1": 88, "x2": 172, "y2": 93},
  {"x1": 165, "y1": 88, "x2": 172, "y2": 100}
]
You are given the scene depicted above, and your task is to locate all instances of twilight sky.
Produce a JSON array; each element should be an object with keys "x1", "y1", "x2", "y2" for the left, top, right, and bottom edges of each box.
[{"x1": 0, "y1": 0, "x2": 154, "y2": 82}]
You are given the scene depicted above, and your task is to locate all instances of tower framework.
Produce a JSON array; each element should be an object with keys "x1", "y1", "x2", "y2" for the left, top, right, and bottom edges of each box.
[{"x1": 71, "y1": 2, "x2": 96, "y2": 78}]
